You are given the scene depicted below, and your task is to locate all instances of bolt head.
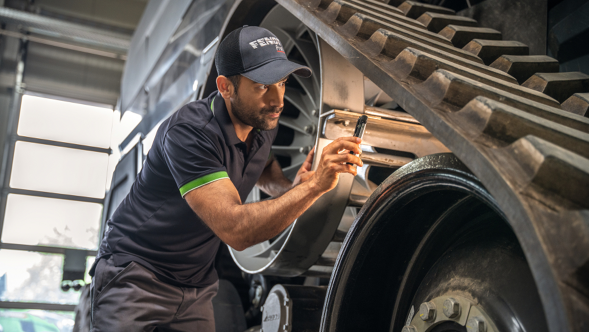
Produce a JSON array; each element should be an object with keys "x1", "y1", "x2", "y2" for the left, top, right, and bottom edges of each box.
[
  {"x1": 443, "y1": 298, "x2": 461, "y2": 318},
  {"x1": 401, "y1": 325, "x2": 417, "y2": 332},
  {"x1": 467, "y1": 317, "x2": 486, "y2": 332},
  {"x1": 419, "y1": 301, "x2": 436, "y2": 321}
]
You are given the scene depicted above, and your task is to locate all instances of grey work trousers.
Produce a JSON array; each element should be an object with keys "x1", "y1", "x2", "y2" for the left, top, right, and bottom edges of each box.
[{"x1": 90, "y1": 256, "x2": 218, "y2": 332}]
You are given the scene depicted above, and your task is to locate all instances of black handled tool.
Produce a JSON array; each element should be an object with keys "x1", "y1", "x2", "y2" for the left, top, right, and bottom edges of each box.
[{"x1": 347, "y1": 115, "x2": 367, "y2": 165}]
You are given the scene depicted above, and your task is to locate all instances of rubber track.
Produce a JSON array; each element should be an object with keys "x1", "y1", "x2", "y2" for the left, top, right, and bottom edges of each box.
[{"x1": 275, "y1": 1, "x2": 589, "y2": 331}]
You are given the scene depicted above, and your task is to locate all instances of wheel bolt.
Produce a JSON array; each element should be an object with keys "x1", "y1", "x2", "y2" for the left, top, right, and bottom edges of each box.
[
  {"x1": 467, "y1": 317, "x2": 486, "y2": 332},
  {"x1": 419, "y1": 301, "x2": 436, "y2": 321},
  {"x1": 443, "y1": 297, "x2": 461, "y2": 318},
  {"x1": 401, "y1": 325, "x2": 417, "y2": 332}
]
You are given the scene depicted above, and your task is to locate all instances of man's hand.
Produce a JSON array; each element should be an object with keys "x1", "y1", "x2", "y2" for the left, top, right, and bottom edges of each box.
[
  {"x1": 309, "y1": 137, "x2": 363, "y2": 194},
  {"x1": 292, "y1": 147, "x2": 315, "y2": 187}
]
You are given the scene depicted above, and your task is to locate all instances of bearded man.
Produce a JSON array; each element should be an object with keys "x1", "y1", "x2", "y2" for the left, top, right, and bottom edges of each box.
[{"x1": 89, "y1": 26, "x2": 362, "y2": 332}]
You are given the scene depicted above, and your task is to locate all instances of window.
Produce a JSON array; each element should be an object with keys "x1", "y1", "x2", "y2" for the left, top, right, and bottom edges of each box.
[
  {"x1": 2, "y1": 195, "x2": 102, "y2": 250},
  {"x1": 18, "y1": 95, "x2": 113, "y2": 148},
  {"x1": 0, "y1": 250, "x2": 80, "y2": 304},
  {"x1": 0, "y1": 93, "x2": 139, "y2": 314},
  {"x1": 10, "y1": 142, "x2": 109, "y2": 198},
  {"x1": 0, "y1": 309, "x2": 74, "y2": 332}
]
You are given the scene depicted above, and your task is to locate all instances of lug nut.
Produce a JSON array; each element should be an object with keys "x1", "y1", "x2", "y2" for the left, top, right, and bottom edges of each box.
[
  {"x1": 401, "y1": 325, "x2": 417, "y2": 332},
  {"x1": 419, "y1": 301, "x2": 436, "y2": 321},
  {"x1": 467, "y1": 317, "x2": 486, "y2": 332},
  {"x1": 443, "y1": 297, "x2": 461, "y2": 318}
]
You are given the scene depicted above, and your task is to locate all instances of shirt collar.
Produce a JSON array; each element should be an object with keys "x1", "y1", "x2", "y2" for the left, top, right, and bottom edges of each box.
[{"x1": 212, "y1": 92, "x2": 243, "y2": 146}]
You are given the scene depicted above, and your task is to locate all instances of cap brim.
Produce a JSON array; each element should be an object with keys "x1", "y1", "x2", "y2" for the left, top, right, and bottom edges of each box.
[{"x1": 241, "y1": 58, "x2": 312, "y2": 85}]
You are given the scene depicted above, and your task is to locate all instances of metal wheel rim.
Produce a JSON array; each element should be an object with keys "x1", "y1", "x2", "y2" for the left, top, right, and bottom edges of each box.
[{"x1": 229, "y1": 4, "x2": 321, "y2": 273}]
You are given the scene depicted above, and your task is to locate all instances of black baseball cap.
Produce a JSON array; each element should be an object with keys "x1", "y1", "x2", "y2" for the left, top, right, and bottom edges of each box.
[{"x1": 215, "y1": 26, "x2": 312, "y2": 85}]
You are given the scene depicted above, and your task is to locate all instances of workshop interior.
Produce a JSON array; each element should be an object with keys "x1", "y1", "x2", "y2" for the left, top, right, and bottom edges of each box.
[{"x1": 0, "y1": 0, "x2": 588, "y2": 331}]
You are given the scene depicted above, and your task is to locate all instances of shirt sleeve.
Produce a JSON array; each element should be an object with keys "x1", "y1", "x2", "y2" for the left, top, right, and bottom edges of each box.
[{"x1": 163, "y1": 124, "x2": 229, "y2": 198}]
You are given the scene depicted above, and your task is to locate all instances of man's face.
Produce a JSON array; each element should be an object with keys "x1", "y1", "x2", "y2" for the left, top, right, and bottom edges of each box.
[{"x1": 229, "y1": 75, "x2": 287, "y2": 131}]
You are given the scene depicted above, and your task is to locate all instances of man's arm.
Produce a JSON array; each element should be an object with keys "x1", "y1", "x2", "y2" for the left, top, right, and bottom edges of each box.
[
  {"x1": 256, "y1": 157, "x2": 292, "y2": 197},
  {"x1": 256, "y1": 148, "x2": 316, "y2": 197},
  {"x1": 185, "y1": 137, "x2": 362, "y2": 251}
]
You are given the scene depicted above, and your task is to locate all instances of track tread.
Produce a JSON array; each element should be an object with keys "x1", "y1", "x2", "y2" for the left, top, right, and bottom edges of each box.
[
  {"x1": 274, "y1": 1, "x2": 589, "y2": 330},
  {"x1": 414, "y1": 69, "x2": 589, "y2": 132},
  {"x1": 323, "y1": 0, "x2": 450, "y2": 44},
  {"x1": 363, "y1": 28, "x2": 517, "y2": 83},
  {"x1": 463, "y1": 40, "x2": 529, "y2": 65},
  {"x1": 416, "y1": 11, "x2": 478, "y2": 33},
  {"x1": 451, "y1": 96, "x2": 589, "y2": 160},
  {"x1": 500, "y1": 135, "x2": 589, "y2": 210},
  {"x1": 397, "y1": 0, "x2": 455, "y2": 19},
  {"x1": 522, "y1": 72, "x2": 589, "y2": 104},
  {"x1": 562, "y1": 92, "x2": 589, "y2": 117},
  {"x1": 363, "y1": 0, "x2": 404, "y2": 14},
  {"x1": 490, "y1": 54, "x2": 560, "y2": 84},
  {"x1": 438, "y1": 25, "x2": 502, "y2": 48},
  {"x1": 387, "y1": 47, "x2": 560, "y2": 107}
]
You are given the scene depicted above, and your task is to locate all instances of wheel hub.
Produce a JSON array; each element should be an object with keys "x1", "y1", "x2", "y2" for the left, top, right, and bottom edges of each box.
[{"x1": 403, "y1": 295, "x2": 497, "y2": 332}]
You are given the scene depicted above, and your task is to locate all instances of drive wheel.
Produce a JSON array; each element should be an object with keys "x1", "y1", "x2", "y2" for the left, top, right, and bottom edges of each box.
[{"x1": 321, "y1": 154, "x2": 548, "y2": 332}]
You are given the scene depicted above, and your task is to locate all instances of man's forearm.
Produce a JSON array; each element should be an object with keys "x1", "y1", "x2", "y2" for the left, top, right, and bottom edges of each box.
[
  {"x1": 226, "y1": 180, "x2": 323, "y2": 250},
  {"x1": 256, "y1": 159, "x2": 292, "y2": 197}
]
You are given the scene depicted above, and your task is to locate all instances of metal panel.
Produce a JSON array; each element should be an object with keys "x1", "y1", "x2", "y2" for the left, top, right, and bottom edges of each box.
[
  {"x1": 120, "y1": 0, "x2": 238, "y2": 149},
  {"x1": 6, "y1": 188, "x2": 104, "y2": 204},
  {"x1": 0, "y1": 301, "x2": 77, "y2": 311},
  {"x1": 31, "y1": 0, "x2": 147, "y2": 32},
  {"x1": 0, "y1": 37, "x2": 26, "y2": 248},
  {"x1": 0, "y1": 6, "x2": 131, "y2": 54},
  {"x1": 99, "y1": 141, "x2": 143, "y2": 241},
  {"x1": 15, "y1": 136, "x2": 111, "y2": 154},
  {"x1": 120, "y1": 0, "x2": 192, "y2": 113},
  {"x1": 24, "y1": 42, "x2": 124, "y2": 106},
  {"x1": 0, "y1": 242, "x2": 97, "y2": 256}
]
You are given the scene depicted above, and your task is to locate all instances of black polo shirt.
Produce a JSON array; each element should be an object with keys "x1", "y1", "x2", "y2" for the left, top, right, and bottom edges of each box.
[{"x1": 94, "y1": 91, "x2": 278, "y2": 287}]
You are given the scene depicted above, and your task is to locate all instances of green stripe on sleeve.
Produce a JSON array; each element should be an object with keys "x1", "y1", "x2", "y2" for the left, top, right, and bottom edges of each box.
[
  {"x1": 210, "y1": 96, "x2": 216, "y2": 114},
  {"x1": 179, "y1": 171, "x2": 229, "y2": 197}
]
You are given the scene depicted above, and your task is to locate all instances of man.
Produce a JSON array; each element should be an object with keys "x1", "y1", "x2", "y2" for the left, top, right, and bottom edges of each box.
[{"x1": 90, "y1": 26, "x2": 362, "y2": 332}]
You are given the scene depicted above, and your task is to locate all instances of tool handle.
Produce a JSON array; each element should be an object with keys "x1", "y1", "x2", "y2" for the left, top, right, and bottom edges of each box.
[{"x1": 347, "y1": 115, "x2": 367, "y2": 165}]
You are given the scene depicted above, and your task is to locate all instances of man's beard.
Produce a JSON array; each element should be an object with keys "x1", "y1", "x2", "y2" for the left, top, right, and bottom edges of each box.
[{"x1": 230, "y1": 93, "x2": 282, "y2": 131}]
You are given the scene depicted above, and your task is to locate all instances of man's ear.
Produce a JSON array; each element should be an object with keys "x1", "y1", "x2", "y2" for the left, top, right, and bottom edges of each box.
[{"x1": 216, "y1": 76, "x2": 234, "y2": 98}]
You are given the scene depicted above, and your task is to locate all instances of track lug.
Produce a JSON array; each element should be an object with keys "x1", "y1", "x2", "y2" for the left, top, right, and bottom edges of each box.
[
  {"x1": 522, "y1": 72, "x2": 589, "y2": 103},
  {"x1": 416, "y1": 12, "x2": 477, "y2": 33},
  {"x1": 562, "y1": 92, "x2": 589, "y2": 117},
  {"x1": 452, "y1": 97, "x2": 589, "y2": 159},
  {"x1": 439, "y1": 26, "x2": 502, "y2": 48},
  {"x1": 398, "y1": 1, "x2": 454, "y2": 19},
  {"x1": 490, "y1": 55, "x2": 559, "y2": 84},
  {"x1": 463, "y1": 40, "x2": 529, "y2": 65}
]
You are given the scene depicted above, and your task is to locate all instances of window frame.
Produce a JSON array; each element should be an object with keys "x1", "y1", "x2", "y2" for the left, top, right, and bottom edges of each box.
[{"x1": 0, "y1": 88, "x2": 110, "y2": 311}]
